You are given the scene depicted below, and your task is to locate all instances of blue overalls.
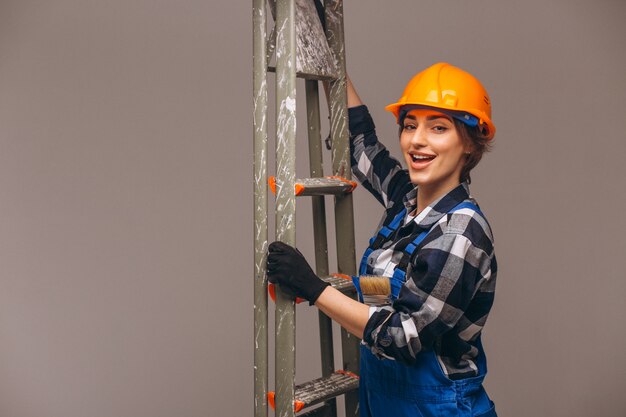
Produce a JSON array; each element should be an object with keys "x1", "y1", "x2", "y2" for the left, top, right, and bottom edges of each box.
[{"x1": 354, "y1": 202, "x2": 497, "y2": 417}]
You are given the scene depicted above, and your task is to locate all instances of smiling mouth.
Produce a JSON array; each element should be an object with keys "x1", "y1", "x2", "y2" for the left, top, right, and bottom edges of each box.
[{"x1": 410, "y1": 154, "x2": 436, "y2": 162}]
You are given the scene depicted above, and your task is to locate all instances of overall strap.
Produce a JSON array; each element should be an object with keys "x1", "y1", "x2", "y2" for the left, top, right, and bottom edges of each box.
[
  {"x1": 373, "y1": 208, "x2": 406, "y2": 242},
  {"x1": 359, "y1": 207, "x2": 407, "y2": 278},
  {"x1": 450, "y1": 201, "x2": 484, "y2": 217}
]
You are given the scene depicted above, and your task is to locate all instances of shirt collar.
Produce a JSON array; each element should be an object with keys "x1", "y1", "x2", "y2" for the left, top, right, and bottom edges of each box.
[{"x1": 402, "y1": 182, "x2": 471, "y2": 229}]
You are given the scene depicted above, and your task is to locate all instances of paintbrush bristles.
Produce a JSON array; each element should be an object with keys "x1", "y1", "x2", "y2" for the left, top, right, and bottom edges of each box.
[{"x1": 360, "y1": 275, "x2": 391, "y2": 295}]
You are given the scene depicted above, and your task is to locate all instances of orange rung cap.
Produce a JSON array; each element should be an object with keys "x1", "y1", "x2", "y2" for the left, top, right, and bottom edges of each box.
[
  {"x1": 331, "y1": 273, "x2": 353, "y2": 281},
  {"x1": 268, "y1": 176, "x2": 276, "y2": 194},
  {"x1": 328, "y1": 176, "x2": 357, "y2": 192},
  {"x1": 267, "y1": 392, "x2": 305, "y2": 413},
  {"x1": 268, "y1": 176, "x2": 305, "y2": 196},
  {"x1": 336, "y1": 369, "x2": 360, "y2": 379},
  {"x1": 268, "y1": 283, "x2": 305, "y2": 304}
]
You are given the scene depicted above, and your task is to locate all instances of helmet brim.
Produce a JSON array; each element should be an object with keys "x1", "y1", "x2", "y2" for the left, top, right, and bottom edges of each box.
[{"x1": 385, "y1": 101, "x2": 496, "y2": 140}]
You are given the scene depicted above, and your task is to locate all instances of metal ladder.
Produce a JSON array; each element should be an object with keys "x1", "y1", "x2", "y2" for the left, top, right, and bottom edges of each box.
[{"x1": 253, "y1": 1, "x2": 360, "y2": 416}]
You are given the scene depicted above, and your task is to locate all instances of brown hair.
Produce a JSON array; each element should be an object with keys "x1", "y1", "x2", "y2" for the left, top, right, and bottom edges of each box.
[{"x1": 454, "y1": 119, "x2": 493, "y2": 184}]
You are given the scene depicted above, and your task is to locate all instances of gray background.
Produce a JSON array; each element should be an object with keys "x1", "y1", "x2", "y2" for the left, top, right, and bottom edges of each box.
[{"x1": 1, "y1": 1, "x2": 625, "y2": 416}]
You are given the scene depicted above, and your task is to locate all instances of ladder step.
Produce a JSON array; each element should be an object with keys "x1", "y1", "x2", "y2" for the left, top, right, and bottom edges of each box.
[
  {"x1": 321, "y1": 273, "x2": 356, "y2": 295},
  {"x1": 266, "y1": 0, "x2": 339, "y2": 81},
  {"x1": 267, "y1": 65, "x2": 337, "y2": 81},
  {"x1": 269, "y1": 176, "x2": 357, "y2": 197},
  {"x1": 268, "y1": 370, "x2": 359, "y2": 413},
  {"x1": 297, "y1": 403, "x2": 333, "y2": 417},
  {"x1": 294, "y1": 0, "x2": 338, "y2": 80}
]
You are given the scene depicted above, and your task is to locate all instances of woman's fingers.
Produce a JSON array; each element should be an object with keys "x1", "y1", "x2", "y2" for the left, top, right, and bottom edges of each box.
[{"x1": 268, "y1": 241, "x2": 291, "y2": 252}]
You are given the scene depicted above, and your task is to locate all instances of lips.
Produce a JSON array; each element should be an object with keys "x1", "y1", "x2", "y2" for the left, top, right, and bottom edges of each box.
[{"x1": 408, "y1": 152, "x2": 436, "y2": 170}]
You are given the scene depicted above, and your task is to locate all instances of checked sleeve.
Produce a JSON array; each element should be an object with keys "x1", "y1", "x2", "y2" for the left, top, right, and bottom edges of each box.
[
  {"x1": 348, "y1": 105, "x2": 411, "y2": 208},
  {"x1": 362, "y1": 225, "x2": 496, "y2": 365}
]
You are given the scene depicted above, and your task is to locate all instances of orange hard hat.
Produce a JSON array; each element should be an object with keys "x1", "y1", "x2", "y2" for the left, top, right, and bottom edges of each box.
[{"x1": 385, "y1": 62, "x2": 496, "y2": 140}]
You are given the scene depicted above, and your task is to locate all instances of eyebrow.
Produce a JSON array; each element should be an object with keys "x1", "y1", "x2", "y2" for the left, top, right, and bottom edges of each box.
[{"x1": 404, "y1": 114, "x2": 452, "y2": 122}]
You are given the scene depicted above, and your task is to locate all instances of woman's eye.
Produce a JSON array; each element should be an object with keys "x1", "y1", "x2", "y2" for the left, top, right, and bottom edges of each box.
[
  {"x1": 433, "y1": 125, "x2": 448, "y2": 132},
  {"x1": 403, "y1": 124, "x2": 415, "y2": 131}
]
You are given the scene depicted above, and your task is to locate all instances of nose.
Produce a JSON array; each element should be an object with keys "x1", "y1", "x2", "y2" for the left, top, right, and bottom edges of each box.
[{"x1": 410, "y1": 124, "x2": 428, "y2": 147}]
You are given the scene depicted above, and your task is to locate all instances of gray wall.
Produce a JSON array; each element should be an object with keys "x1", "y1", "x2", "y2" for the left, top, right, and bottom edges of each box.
[{"x1": 1, "y1": 1, "x2": 625, "y2": 416}]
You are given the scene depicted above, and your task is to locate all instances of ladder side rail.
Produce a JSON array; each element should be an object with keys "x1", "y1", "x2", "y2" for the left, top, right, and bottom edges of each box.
[
  {"x1": 305, "y1": 79, "x2": 334, "y2": 377},
  {"x1": 305, "y1": 79, "x2": 338, "y2": 417},
  {"x1": 275, "y1": 0, "x2": 297, "y2": 416},
  {"x1": 325, "y1": 2, "x2": 360, "y2": 416},
  {"x1": 253, "y1": 0, "x2": 269, "y2": 416}
]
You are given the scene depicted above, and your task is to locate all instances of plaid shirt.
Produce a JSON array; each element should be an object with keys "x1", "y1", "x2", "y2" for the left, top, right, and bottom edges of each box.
[{"x1": 349, "y1": 105, "x2": 497, "y2": 380}]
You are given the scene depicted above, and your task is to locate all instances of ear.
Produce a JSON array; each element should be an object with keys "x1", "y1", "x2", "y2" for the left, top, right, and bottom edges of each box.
[{"x1": 462, "y1": 133, "x2": 476, "y2": 155}]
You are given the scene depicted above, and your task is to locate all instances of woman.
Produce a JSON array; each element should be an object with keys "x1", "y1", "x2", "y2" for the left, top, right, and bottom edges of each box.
[{"x1": 267, "y1": 62, "x2": 498, "y2": 417}]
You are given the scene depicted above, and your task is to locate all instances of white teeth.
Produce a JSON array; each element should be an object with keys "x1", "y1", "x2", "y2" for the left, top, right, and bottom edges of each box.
[{"x1": 411, "y1": 154, "x2": 435, "y2": 160}]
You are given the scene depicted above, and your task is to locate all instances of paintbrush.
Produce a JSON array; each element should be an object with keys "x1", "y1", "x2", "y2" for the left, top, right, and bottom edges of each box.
[{"x1": 359, "y1": 275, "x2": 391, "y2": 306}]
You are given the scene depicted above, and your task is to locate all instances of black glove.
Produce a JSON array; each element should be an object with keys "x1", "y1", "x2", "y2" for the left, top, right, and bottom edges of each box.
[{"x1": 266, "y1": 241, "x2": 330, "y2": 305}]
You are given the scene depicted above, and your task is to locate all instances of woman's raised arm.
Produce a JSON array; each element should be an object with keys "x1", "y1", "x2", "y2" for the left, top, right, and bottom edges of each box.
[{"x1": 346, "y1": 75, "x2": 364, "y2": 108}]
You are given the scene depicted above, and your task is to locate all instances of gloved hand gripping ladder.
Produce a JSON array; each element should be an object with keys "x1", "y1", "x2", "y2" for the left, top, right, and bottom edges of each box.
[{"x1": 253, "y1": 1, "x2": 360, "y2": 416}]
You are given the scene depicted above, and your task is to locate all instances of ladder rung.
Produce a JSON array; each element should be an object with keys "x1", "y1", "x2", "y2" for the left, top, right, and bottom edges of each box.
[
  {"x1": 268, "y1": 274, "x2": 354, "y2": 305},
  {"x1": 268, "y1": 370, "x2": 359, "y2": 413},
  {"x1": 297, "y1": 403, "x2": 333, "y2": 417},
  {"x1": 321, "y1": 274, "x2": 356, "y2": 294},
  {"x1": 269, "y1": 176, "x2": 357, "y2": 197}
]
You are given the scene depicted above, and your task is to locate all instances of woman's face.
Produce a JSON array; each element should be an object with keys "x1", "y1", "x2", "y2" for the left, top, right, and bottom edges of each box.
[{"x1": 399, "y1": 108, "x2": 469, "y2": 193}]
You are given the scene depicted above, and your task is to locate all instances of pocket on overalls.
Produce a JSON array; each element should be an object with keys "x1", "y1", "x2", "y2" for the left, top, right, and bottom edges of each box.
[
  {"x1": 407, "y1": 399, "x2": 460, "y2": 417},
  {"x1": 446, "y1": 368, "x2": 496, "y2": 417},
  {"x1": 473, "y1": 401, "x2": 497, "y2": 417}
]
